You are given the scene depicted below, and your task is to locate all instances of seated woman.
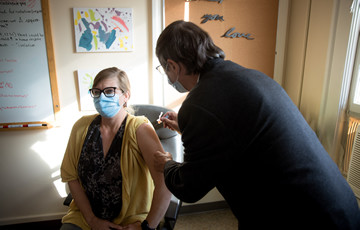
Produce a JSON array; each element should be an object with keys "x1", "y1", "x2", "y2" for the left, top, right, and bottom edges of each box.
[{"x1": 60, "y1": 67, "x2": 171, "y2": 230}]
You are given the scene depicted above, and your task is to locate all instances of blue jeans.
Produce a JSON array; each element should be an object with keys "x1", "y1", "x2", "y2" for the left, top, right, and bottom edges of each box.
[{"x1": 60, "y1": 223, "x2": 82, "y2": 230}]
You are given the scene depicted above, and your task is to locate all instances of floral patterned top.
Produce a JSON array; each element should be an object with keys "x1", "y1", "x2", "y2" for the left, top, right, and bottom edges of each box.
[{"x1": 78, "y1": 115, "x2": 127, "y2": 221}]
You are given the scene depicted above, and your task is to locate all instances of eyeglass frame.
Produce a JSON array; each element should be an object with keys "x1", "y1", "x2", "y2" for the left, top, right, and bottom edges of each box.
[
  {"x1": 156, "y1": 63, "x2": 168, "y2": 75},
  {"x1": 89, "y1": 87, "x2": 123, "y2": 98}
]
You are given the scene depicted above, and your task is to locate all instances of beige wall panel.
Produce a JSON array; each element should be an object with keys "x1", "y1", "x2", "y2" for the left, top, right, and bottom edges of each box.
[
  {"x1": 283, "y1": 0, "x2": 311, "y2": 107},
  {"x1": 300, "y1": 0, "x2": 334, "y2": 130}
]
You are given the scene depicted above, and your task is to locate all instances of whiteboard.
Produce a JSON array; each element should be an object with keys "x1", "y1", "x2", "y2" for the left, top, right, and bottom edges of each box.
[{"x1": 0, "y1": 0, "x2": 58, "y2": 125}]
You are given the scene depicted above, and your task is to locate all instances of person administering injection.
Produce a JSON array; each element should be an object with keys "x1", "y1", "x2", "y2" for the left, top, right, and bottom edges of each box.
[{"x1": 153, "y1": 20, "x2": 360, "y2": 230}]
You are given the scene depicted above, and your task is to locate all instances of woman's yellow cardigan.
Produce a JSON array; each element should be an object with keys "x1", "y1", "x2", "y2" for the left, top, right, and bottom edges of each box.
[{"x1": 61, "y1": 114, "x2": 154, "y2": 229}]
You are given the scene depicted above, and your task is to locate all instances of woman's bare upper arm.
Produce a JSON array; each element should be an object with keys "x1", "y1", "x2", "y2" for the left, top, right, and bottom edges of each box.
[{"x1": 136, "y1": 122, "x2": 165, "y2": 185}]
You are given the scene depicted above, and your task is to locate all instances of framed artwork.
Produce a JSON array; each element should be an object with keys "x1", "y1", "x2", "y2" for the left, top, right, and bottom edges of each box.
[
  {"x1": 73, "y1": 8, "x2": 133, "y2": 52},
  {"x1": 77, "y1": 69, "x2": 99, "y2": 111}
]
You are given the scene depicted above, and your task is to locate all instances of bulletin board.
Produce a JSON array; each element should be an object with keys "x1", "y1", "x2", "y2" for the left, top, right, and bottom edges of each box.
[
  {"x1": 164, "y1": 0, "x2": 279, "y2": 78},
  {"x1": 0, "y1": 0, "x2": 60, "y2": 130}
]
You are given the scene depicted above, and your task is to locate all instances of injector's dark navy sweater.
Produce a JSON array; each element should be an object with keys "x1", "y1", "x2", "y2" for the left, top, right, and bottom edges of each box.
[{"x1": 164, "y1": 58, "x2": 360, "y2": 229}]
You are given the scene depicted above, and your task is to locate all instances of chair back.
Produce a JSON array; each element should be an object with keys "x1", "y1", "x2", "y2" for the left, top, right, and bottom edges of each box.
[{"x1": 132, "y1": 104, "x2": 183, "y2": 163}]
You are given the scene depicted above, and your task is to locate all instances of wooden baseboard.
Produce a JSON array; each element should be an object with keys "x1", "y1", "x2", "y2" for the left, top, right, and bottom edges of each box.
[
  {"x1": 0, "y1": 212, "x2": 66, "y2": 226},
  {"x1": 0, "y1": 219, "x2": 62, "y2": 230},
  {"x1": 0, "y1": 201, "x2": 230, "y2": 229},
  {"x1": 179, "y1": 200, "x2": 229, "y2": 214}
]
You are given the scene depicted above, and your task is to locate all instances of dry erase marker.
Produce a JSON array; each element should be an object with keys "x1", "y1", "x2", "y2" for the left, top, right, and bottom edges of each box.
[
  {"x1": 26, "y1": 124, "x2": 47, "y2": 127},
  {"x1": 0, "y1": 124, "x2": 47, "y2": 128},
  {"x1": 8, "y1": 124, "x2": 23, "y2": 128}
]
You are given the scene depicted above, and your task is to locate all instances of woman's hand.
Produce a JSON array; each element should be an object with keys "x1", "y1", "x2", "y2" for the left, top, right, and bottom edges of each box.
[
  {"x1": 88, "y1": 216, "x2": 123, "y2": 230},
  {"x1": 161, "y1": 111, "x2": 180, "y2": 134},
  {"x1": 68, "y1": 180, "x2": 123, "y2": 230}
]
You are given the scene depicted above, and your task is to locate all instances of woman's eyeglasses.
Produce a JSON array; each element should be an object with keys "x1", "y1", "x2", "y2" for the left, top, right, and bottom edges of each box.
[{"x1": 89, "y1": 87, "x2": 119, "y2": 98}]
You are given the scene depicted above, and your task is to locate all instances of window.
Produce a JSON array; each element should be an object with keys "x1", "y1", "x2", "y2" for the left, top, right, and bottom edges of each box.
[
  {"x1": 349, "y1": 54, "x2": 360, "y2": 114},
  {"x1": 334, "y1": 0, "x2": 360, "y2": 175}
]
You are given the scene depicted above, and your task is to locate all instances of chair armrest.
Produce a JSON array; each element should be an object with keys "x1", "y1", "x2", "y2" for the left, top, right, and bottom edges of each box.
[
  {"x1": 63, "y1": 193, "x2": 73, "y2": 206},
  {"x1": 161, "y1": 197, "x2": 182, "y2": 230},
  {"x1": 165, "y1": 198, "x2": 182, "y2": 220}
]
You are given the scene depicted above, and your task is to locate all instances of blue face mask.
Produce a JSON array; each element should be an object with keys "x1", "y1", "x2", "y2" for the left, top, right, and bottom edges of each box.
[
  {"x1": 168, "y1": 76, "x2": 188, "y2": 93},
  {"x1": 93, "y1": 93, "x2": 122, "y2": 118}
]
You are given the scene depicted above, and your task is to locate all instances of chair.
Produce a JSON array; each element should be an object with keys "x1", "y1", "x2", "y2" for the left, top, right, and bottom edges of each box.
[{"x1": 63, "y1": 104, "x2": 183, "y2": 230}]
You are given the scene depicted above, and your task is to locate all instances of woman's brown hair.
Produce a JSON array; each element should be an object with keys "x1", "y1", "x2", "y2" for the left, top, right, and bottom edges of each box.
[
  {"x1": 93, "y1": 67, "x2": 130, "y2": 93},
  {"x1": 93, "y1": 67, "x2": 132, "y2": 109}
]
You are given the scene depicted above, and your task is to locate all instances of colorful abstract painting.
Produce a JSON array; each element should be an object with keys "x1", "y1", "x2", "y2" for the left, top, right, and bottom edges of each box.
[{"x1": 73, "y1": 8, "x2": 133, "y2": 52}]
